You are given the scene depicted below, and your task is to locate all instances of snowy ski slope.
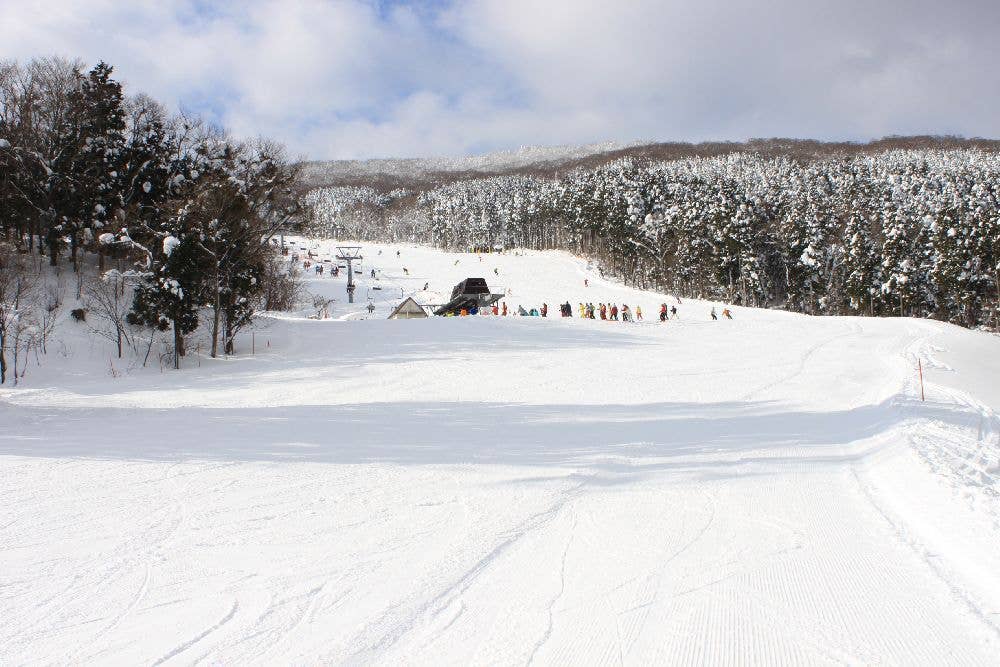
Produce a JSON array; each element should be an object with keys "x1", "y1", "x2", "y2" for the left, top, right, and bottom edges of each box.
[{"x1": 3, "y1": 239, "x2": 1000, "y2": 664}]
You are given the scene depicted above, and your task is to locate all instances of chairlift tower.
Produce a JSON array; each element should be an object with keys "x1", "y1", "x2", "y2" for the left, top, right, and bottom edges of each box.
[{"x1": 336, "y1": 246, "x2": 363, "y2": 303}]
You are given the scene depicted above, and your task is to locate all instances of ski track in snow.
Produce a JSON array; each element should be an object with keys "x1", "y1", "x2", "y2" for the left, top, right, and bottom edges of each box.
[{"x1": 3, "y1": 238, "x2": 1000, "y2": 664}]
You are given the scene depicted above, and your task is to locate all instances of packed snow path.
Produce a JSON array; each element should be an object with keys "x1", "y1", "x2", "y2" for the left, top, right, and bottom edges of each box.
[{"x1": 2, "y1": 240, "x2": 1000, "y2": 664}]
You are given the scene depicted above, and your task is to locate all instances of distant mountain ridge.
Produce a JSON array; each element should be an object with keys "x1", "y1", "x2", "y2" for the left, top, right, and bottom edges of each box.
[
  {"x1": 297, "y1": 140, "x2": 638, "y2": 190},
  {"x1": 297, "y1": 136, "x2": 1000, "y2": 191}
]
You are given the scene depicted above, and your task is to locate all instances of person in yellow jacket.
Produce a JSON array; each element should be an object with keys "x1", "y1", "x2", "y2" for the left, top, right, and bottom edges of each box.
[
  {"x1": 578, "y1": 303, "x2": 585, "y2": 318},
  {"x1": 635, "y1": 305, "x2": 643, "y2": 321}
]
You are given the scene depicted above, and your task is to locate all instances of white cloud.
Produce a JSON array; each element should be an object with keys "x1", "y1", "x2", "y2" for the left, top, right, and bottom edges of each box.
[{"x1": 2, "y1": 0, "x2": 998, "y2": 159}]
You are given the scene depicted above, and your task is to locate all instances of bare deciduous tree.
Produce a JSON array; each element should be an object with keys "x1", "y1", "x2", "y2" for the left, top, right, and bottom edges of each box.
[
  {"x1": 0, "y1": 244, "x2": 40, "y2": 384},
  {"x1": 84, "y1": 269, "x2": 134, "y2": 359}
]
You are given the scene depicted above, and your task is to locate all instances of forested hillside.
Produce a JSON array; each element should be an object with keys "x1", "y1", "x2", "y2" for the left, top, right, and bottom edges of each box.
[
  {"x1": 0, "y1": 57, "x2": 299, "y2": 380},
  {"x1": 303, "y1": 146, "x2": 1000, "y2": 329}
]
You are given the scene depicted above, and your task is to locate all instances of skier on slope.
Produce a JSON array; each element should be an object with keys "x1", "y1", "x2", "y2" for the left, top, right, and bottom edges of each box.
[
  {"x1": 671, "y1": 305, "x2": 678, "y2": 319},
  {"x1": 541, "y1": 303, "x2": 548, "y2": 317},
  {"x1": 711, "y1": 307, "x2": 718, "y2": 321},
  {"x1": 622, "y1": 304, "x2": 631, "y2": 322},
  {"x1": 502, "y1": 302, "x2": 508, "y2": 316},
  {"x1": 610, "y1": 304, "x2": 619, "y2": 320},
  {"x1": 660, "y1": 303, "x2": 668, "y2": 321},
  {"x1": 371, "y1": 269, "x2": 376, "y2": 278},
  {"x1": 600, "y1": 303, "x2": 607, "y2": 320},
  {"x1": 722, "y1": 308, "x2": 733, "y2": 319}
]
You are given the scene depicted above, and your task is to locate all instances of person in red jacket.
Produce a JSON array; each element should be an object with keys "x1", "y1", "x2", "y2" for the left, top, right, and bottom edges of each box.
[{"x1": 541, "y1": 303, "x2": 548, "y2": 317}]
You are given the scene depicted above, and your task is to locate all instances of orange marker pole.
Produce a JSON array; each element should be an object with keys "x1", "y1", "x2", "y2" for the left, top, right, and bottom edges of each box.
[{"x1": 918, "y1": 358, "x2": 925, "y2": 401}]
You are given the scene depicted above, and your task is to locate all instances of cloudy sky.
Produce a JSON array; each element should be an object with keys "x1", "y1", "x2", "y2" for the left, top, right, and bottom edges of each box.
[{"x1": 2, "y1": 0, "x2": 997, "y2": 160}]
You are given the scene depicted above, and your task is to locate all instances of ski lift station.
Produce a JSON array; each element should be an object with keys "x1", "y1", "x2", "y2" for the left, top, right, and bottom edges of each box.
[
  {"x1": 387, "y1": 278, "x2": 503, "y2": 319},
  {"x1": 432, "y1": 278, "x2": 504, "y2": 316}
]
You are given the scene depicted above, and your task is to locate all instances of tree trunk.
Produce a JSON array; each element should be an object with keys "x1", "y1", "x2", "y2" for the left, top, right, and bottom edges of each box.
[
  {"x1": 70, "y1": 230, "x2": 79, "y2": 272},
  {"x1": 172, "y1": 320, "x2": 182, "y2": 370},
  {"x1": 210, "y1": 280, "x2": 221, "y2": 358},
  {"x1": 224, "y1": 315, "x2": 234, "y2": 355},
  {"x1": 995, "y1": 269, "x2": 1000, "y2": 331},
  {"x1": 47, "y1": 232, "x2": 58, "y2": 266}
]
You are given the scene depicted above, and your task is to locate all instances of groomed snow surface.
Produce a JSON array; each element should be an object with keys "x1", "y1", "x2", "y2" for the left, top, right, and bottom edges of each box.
[{"x1": 3, "y1": 239, "x2": 1000, "y2": 665}]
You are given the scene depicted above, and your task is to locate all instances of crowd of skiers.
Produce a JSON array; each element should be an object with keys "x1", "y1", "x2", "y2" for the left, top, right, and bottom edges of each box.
[{"x1": 475, "y1": 300, "x2": 734, "y2": 322}]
